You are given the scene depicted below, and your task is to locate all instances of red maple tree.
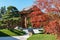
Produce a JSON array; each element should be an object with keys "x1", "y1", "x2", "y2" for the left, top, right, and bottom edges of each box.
[
  {"x1": 29, "y1": 0, "x2": 60, "y2": 39},
  {"x1": 30, "y1": 5, "x2": 49, "y2": 28}
]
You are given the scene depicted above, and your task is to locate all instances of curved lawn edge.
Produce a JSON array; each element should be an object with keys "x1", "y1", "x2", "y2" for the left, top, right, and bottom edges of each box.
[{"x1": 27, "y1": 34, "x2": 56, "y2": 40}]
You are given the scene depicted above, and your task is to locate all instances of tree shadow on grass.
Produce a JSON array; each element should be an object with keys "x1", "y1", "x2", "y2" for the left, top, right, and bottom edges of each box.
[
  {"x1": 9, "y1": 29, "x2": 26, "y2": 36},
  {"x1": 0, "y1": 29, "x2": 26, "y2": 37},
  {"x1": 0, "y1": 31, "x2": 19, "y2": 40},
  {"x1": 0, "y1": 31, "x2": 10, "y2": 37}
]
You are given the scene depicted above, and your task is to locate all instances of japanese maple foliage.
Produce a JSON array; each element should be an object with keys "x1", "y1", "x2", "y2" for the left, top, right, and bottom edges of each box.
[
  {"x1": 44, "y1": 20, "x2": 58, "y2": 34},
  {"x1": 30, "y1": 5, "x2": 49, "y2": 28},
  {"x1": 36, "y1": 0, "x2": 60, "y2": 13}
]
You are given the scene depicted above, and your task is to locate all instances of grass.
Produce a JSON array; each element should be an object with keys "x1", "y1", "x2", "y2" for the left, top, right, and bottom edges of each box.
[
  {"x1": 27, "y1": 34, "x2": 56, "y2": 40},
  {"x1": 0, "y1": 29, "x2": 26, "y2": 37}
]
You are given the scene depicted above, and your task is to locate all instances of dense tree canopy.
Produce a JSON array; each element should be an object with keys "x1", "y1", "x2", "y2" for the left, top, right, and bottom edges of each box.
[
  {"x1": 29, "y1": 5, "x2": 49, "y2": 28},
  {"x1": 0, "y1": 6, "x2": 21, "y2": 29}
]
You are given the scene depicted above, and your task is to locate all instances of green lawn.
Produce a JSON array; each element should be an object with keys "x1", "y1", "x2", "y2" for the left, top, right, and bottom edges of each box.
[
  {"x1": 27, "y1": 34, "x2": 56, "y2": 40},
  {"x1": 0, "y1": 29, "x2": 26, "y2": 37}
]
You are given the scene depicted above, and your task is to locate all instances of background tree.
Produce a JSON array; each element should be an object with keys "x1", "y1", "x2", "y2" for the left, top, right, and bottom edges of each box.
[
  {"x1": 0, "y1": 6, "x2": 6, "y2": 14},
  {"x1": 0, "y1": 6, "x2": 6, "y2": 18}
]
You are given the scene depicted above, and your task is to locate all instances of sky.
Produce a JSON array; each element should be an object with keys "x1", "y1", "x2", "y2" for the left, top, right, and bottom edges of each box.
[{"x1": 0, "y1": 0, "x2": 35, "y2": 11}]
